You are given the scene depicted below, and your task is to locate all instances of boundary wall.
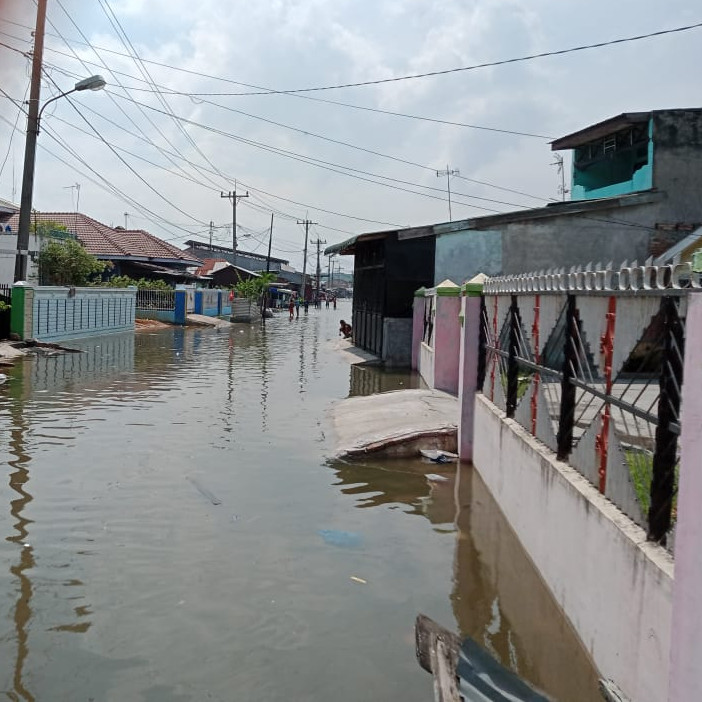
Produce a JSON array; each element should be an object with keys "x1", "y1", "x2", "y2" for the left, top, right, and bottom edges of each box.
[
  {"x1": 11, "y1": 283, "x2": 136, "y2": 342},
  {"x1": 412, "y1": 261, "x2": 702, "y2": 701}
]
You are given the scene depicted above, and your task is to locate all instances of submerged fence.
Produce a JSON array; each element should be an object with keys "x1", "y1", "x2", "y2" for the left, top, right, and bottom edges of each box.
[{"x1": 479, "y1": 262, "x2": 692, "y2": 546}]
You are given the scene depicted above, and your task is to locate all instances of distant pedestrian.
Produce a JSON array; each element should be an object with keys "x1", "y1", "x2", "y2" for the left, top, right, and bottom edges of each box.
[
  {"x1": 304, "y1": 298, "x2": 309, "y2": 313},
  {"x1": 288, "y1": 296, "x2": 295, "y2": 320},
  {"x1": 333, "y1": 297, "x2": 337, "y2": 310},
  {"x1": 295, "y1": 296, "x2": 300, "y2": 318},
  {"x1": 325, "y1": 297, "x2": 330, "y2": 309}
]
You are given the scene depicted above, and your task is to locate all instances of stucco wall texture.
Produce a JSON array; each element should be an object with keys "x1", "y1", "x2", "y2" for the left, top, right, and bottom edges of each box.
[{"x1": 473, "y1": 395, "x2": 674, "y2": 702}]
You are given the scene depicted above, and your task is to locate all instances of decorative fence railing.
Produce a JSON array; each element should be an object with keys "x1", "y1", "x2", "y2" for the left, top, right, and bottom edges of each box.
[
  {"x1": 479, "y1": 262, "x2": 692, "y2": 546},
  {"x1": 135, "y1": 289, "x2": 176, "y2": 311},
  {"x1": 0, "y1": 283, "x2": 11, "y2": 303}
]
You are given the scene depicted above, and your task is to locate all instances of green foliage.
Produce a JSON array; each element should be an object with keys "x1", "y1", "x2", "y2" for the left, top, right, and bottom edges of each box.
[
  {"x1": 102, "y1": 275, "x2": 172, "y2": 290},
  {"x1": 31, "y1": 219, "x2": 69, "y2": 237},
  {"x1": 233, "y1": 272, "x2": 276, "y2": 301},
  {"x1": 38, "y1": 238, "x2": 106, "y2": 286},
  {"x1": 0, "y1": 301, "x2": 10, "y2": 313}
]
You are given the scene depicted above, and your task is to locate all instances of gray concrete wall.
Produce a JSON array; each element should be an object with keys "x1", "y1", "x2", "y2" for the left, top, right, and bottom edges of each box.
[
  {"x1": 434, "y1": 228, "x2": 502, "y2": 284},
  {"x1": 500, "y1": 204, "x2": 658, "y2": 273},
  {"x1": 382, "y1": 317, "x2": 413, "y2": 367},
  {"x1": 652, "y1": 110, "x2": 702, "y2": 223}
]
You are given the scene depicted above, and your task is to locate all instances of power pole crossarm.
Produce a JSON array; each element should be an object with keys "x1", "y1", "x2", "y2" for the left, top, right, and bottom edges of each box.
[
  {"x1": 297, "y1": 219, "x2": 317, "y2": 300},
  {"x1": 221, "y1": 189, "x2": 249, "y2": 262},
  {"x1": 436, "y1": 164, "x2": 460, "y2": 223}
]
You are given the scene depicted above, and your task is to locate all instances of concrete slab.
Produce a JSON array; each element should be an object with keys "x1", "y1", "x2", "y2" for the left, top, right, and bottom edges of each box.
[
  {"x1": 187, "y1": 314, "x2": 231, "y2": 328},
  {"x1": 332, "y1": 338, "x2": 381, "y2": 366},
  {"x1": 331, "y1": 388, "x2": 459, "y2": 458}
]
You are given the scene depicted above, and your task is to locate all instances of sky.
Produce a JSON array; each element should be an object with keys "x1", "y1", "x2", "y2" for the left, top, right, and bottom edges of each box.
[{"x1": 0, "y1": 0, "x2": 700, "y2": 271}]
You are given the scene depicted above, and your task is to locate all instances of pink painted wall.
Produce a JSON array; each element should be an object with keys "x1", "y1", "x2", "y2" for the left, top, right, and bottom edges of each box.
[
  {"x1": 458, "y1": 294, "x2": 481, "y2": 460},
  {"x1": 411, "y1": 295, "x2": 425, "y2": 371},
  {"x1": 433, "y1": 294, "x2": 461, "y2": 394},
  {"x1": 669, "y1": 292, "x2": 702, "y2": 702}
]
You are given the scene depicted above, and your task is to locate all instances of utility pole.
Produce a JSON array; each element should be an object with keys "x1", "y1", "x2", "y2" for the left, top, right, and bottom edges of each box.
[
  {"x1": 436, "y1": 164, "x2": 459, "y2": 222},
  {"x1": 326, "y1": 254, "x2": 332, "y2": 291},
  {"x1": 265, "y1": 213, "x2": 274, "y2": 273},
  {"x1": 208, "y1": 220, "x2": 214, "y2": 248},
  {"x1": 14, "y1": 0, "x2": 47, "y2": 282},
  {"x1": 297, "y1": 218, "x2": 316, "y2": 301},
  {"x1": 312, "y1": 237, "x2": 326, "y2": 302},
  {"x1": 221, "y1": 188, "x2": 248, "y2": 263}
]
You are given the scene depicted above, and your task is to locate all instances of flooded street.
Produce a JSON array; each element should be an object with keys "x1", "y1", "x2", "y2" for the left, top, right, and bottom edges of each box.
[{"x1": 0, "y1": 303, "x2": 600, "y2": 701}]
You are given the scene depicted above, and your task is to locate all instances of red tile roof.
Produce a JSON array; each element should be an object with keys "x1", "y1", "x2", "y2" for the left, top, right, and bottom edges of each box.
[
  {"x1": 7, "y1": 212, "x2": 202, "y2": 265},
  {"x1": 195, "y1": 257, "x2": 228, "y2": 276}
]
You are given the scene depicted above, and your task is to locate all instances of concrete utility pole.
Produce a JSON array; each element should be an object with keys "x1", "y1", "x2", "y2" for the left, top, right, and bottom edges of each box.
[
  {"x1": 297, "y1": 219, "x2": 316, "y2": 300},
  {"x1": 265, "y1": 213, "x2": 274, "y2": 273},
  {"x1": 312, "y1": 237, "x2": 326, "y2": 301},
  {"x1": 436, "y1": 164, "x2": 460, "y2": 222},
  {"x1": 14, "y1": 0, "x2": 47, "y2": 282},
  {"x1": 221, "y1": 188, "x2": 248, "y2": 262},
  {"x1": 208, "y1": 220, "x2": 214, "y2": 248}
]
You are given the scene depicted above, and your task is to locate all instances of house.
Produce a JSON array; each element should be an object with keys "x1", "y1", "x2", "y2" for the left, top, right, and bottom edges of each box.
[
  {"x1": 195, "y1": 258, "x2": 261, "y2": 287},
  {"x1": 183, "y1": 240, "x2": 288, "y2": 274},
  {"x1": 0, "y1": 201, "x2": 67, "y2": 285},
  {"x1": 325, "y1": 228, "x2": 435, "y2": 364},
  {"x1": 6, "y1": 211, "x2": 203, "y2": 284},
  {"x1": 332, "y1": 108, "x2": 702, "y2": 366}
]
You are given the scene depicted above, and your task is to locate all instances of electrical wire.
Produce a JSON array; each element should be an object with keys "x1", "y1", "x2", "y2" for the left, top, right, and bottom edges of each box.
[
  {"x1": 0, "y1": 25, "x2": 553, "y2": 139},
  {"x1": 194, "y1": 22, "x2": 702, "y2": 95}
]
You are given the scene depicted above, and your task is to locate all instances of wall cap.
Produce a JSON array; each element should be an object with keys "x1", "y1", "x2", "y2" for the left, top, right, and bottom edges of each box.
[
  {"x1": 414, "y1": 286, "x2": 426, "y2": 297},
  {"x1": 435, "y1": 279, "x2": 460, "y2": 296}
]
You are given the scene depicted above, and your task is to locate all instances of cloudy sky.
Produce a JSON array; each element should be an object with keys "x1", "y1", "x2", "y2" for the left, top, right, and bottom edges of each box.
[{"x1": 0, "y1": 0, "x2": 700, "y2": 269}]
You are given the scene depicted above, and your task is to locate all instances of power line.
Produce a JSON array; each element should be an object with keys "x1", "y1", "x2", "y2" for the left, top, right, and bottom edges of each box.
[
  {"x1": 104, "y1": 91, "x2": 521, "y2": 214},
  {"x1": 202, "y1": 22, "x2": 702, "y2": 94},
  {"x1": 50, "y1": 1, "x2": 226, "y2": 192},
  {"x1": 95, "y1": 0, "x2": 228, "y2": 189},
  {"x1": 0, "y1": 26, "x2": 553, "y2": 138}
]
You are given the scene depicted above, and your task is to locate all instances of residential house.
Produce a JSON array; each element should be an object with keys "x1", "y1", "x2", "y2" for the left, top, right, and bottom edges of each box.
[
  {"x1": 332, "y1": 108, "x2": 702, "y2": 365},
  {"x1": 183, "y1": 240, "x2": 288, "y2": 274},
  {"x1": 6, "y1": 211, "x2": 203, "y2": 284}
]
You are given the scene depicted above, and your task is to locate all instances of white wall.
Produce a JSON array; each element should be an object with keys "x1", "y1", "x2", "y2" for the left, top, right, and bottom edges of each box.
[
  {"x1": 0, "y1": 232, "x2": 41, "y2": 285},
  {"x1": 473, "y1": 395, "x2": 674, "y2": 702}
]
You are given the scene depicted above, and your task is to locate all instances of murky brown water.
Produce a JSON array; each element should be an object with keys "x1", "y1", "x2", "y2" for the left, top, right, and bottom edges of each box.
[{"x1": 0, "y1": 303, "x2": 601, "y2": 701}]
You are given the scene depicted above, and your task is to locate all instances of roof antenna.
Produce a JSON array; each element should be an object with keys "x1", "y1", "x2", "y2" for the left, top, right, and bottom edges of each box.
[{"x1": 550, "y1": 154, "x2": 569, "y2": 201}]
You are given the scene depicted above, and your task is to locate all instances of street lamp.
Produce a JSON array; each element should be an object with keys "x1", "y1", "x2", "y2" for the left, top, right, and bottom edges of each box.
[{"x1": 14, "y1": 74, "x2": 106, "y2": 282}]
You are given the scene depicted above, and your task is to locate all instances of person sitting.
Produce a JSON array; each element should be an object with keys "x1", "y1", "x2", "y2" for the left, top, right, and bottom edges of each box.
[{"x1": 339, "y1": 320, "x2": 352, "y2": 339}]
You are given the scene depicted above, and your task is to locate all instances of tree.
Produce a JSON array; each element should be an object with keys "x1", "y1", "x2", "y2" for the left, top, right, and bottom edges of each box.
[
  {"x1": 32, "y1": 219, "x2": 69, "y2": 237},
  {"x1": 233, "y1": 271, "x2": 276, "y2": 301},
  {"x1": 38, "y1": 238, "x2": 106, "y2": 286}
]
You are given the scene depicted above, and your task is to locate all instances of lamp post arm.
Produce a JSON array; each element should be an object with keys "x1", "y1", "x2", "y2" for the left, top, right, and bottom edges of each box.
[{"x1": 37, "y1": 88, "x2": 77, "y2": 128}]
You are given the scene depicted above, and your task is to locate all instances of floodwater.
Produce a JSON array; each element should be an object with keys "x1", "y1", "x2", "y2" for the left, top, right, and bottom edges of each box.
[{"x1": 0, "y1": 303, "x2": 601, "y2": 701}]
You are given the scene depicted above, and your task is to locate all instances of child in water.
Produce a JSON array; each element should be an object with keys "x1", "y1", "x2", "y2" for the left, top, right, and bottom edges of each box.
[{"x1": 339, "y1": 320, "x2": 352, "y2": 339}]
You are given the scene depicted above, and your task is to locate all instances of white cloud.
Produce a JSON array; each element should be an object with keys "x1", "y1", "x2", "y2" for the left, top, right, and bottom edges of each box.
[{"x1": 0, "y1": 0, "x2": 700, "y2": 267}]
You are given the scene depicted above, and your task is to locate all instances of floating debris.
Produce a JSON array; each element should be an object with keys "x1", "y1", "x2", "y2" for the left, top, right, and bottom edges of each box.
[
  {"x1": 425, "y1": 474, "x2": 449, "y2": 483},
  {"x1": 186, "y1": 476, "x2": 222, "y2": 505},
  {"x1": 318, "y1": 529, "x2": 363, "y2": 548},
  {"x1": 420, "y1": 449, "x2": 458, "y2": 463},
  {"x1": 350, "y1": 576, "x2": 367, "y2": 585}
]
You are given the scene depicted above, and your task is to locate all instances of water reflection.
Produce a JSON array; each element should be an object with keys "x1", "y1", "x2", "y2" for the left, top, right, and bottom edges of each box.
[
  {"x1": 330, "y1": 456, "x2": 601, "y2": 701},
  {"x1": 348, "y1": 364, "x2": 421, "y2": 397},
  {"x1": 330, "y1": 457, "x2": 454, "y2": 525},
  {"x1": 6, "y1": 388, "x2": 34, "y2": 702}
]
